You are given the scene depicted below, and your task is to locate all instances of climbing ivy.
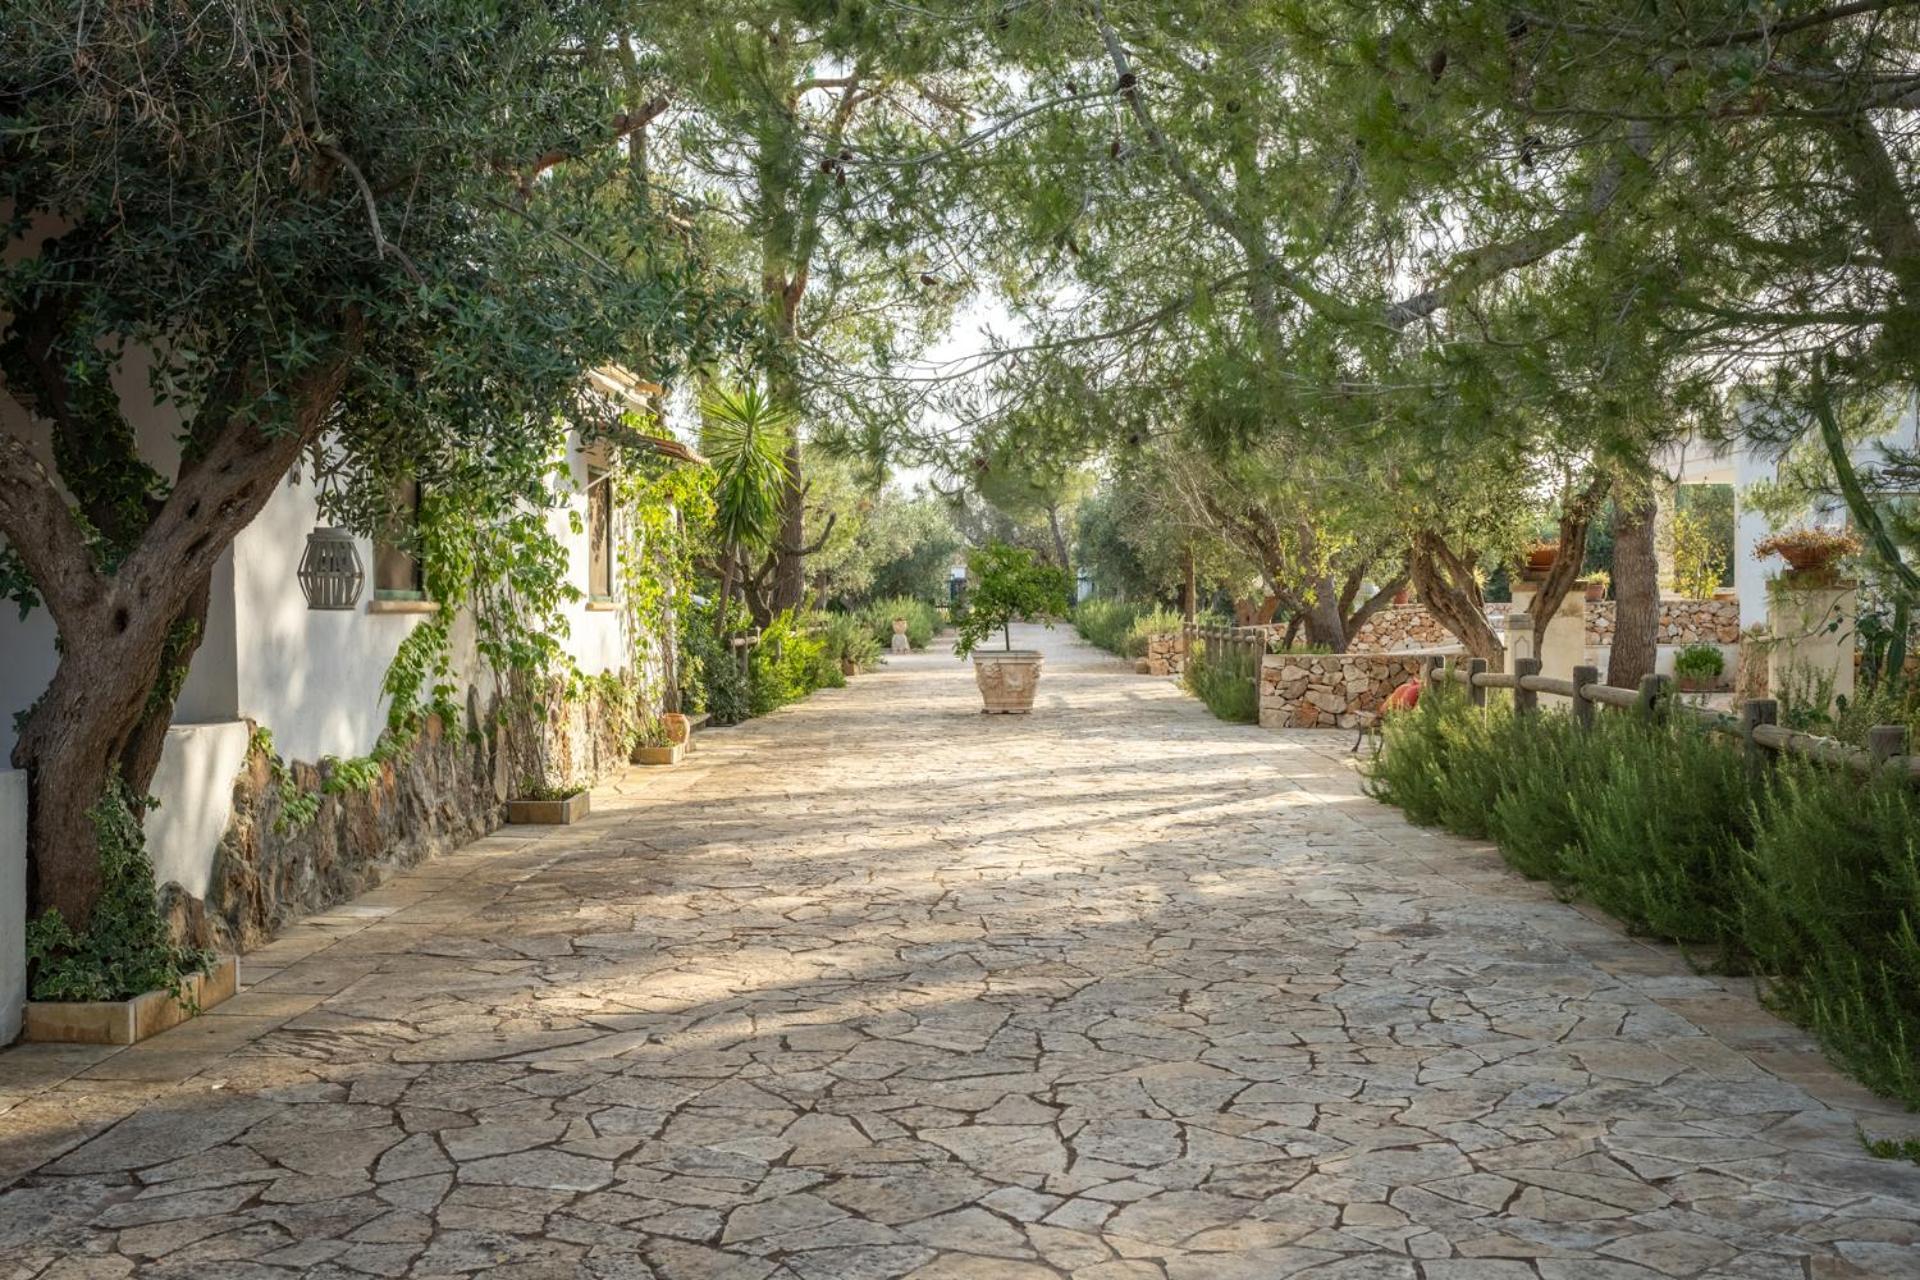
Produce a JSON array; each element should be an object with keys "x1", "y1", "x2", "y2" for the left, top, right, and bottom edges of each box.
[{"x1": 23, "y1": 775, "x2": 213, "y2": 1002}]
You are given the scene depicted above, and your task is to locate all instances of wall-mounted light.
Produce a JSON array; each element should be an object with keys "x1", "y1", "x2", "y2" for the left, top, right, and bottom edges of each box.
[{"x1": 298, "y1": 526, "x2": 365, "y2": 610}]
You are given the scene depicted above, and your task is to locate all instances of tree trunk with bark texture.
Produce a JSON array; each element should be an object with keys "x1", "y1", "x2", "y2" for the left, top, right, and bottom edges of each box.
[
  {"x1": 2, "y1": 329, "x2": 358, "y2": 930},
  {"x1": 1608, "y1": 490, "x2": 1660, "y2": 688},
  {"x1": 1409, "y1": 530, "x2": 1504, "y2": 666},
  {"x1": 1531, "y1": 472, "x2": 1611, "y2": 656},
  {"x1": 770, "y1": 433, "x2": 806, "y2": 614},
  {"x1": 1298, "y1": 575, "x2": 1348, "y2": 652}
]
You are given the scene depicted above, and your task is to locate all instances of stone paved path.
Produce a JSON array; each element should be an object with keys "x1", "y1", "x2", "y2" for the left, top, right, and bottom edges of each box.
[{"x1": 4, "y1": 625, "x2": 1920, "y2": 1280}]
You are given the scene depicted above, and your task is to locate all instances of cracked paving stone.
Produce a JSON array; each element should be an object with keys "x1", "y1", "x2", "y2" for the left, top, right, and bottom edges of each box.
[{"x1": 2, "y1": 626, "x2": 1919, "y2": 1277}]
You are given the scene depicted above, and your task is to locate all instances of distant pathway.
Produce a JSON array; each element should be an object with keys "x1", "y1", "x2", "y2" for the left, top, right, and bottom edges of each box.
[{"x1": 2, "y1": 624, "x2": 1919, "y2": 1279}]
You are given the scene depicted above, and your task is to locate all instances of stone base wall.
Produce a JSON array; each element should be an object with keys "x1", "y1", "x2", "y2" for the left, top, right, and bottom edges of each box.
[
  {"x1": 1259, "y1": 652, "x2": 1435, "y2": 730},
  {"x1": 181, "y1": 676, "x2": 637, "y2": 953},
  {"x1": 1347, "y1": 605, "x2": 1456, "y2": 651},
  {"x1": 1350, "y1": 599, "x2": 1739, "y2": 651},
  {"x1": 1143, "y1": 631, "x2": 1187, "y2": 676},
  {"x1": 1587, "y1": 598, "x2": 1741, "y2": 647}
]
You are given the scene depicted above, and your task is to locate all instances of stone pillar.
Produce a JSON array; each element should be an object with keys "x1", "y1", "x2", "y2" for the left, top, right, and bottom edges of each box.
[
  {"x1": 1766, "y1": 583, "x2": 1856, "y2": 712},
  {"x1": 1503, "y1": 611, "x2": 1535, "y2": 666},
  {"x1": 1510, "y1": 587, "x2": 1586, "y2": 680}
]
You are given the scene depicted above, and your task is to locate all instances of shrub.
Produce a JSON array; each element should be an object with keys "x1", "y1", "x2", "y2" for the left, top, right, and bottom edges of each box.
[
  {"x1": 25, "y1": 776, "x2": 213, "y2": 1002},
  {"x1": 679, "y1": 610, "x2": 751, "y2": 726},
  {"x1": 1562, "y1": 717, "x2": 1752, "y2": 951},
  {"x1": 1072, "y1": 599, "x2": 1184, "y2": 658},
  {"x1": 821, "y1": 612, "x2": 882, "y2": 673},
  {"x1": 1673, "y1": 643, "x2": 1724, "y2": 682},
  {"x1": 1367, "y1": 685, "x2": 1920, "y2": 1110},
  {"x1": 749, "y1": 609, "x2": 834, "y2": 714},
  {"x1": 1743, "y1": 763, "x2": 1920, "y2": 1104},
  {"x1": 1182, "y1": 636, "x2": 1259, "y2": 724},
  {"x1": 861, "y1": 596, "x2": 936, "y2": 650}
]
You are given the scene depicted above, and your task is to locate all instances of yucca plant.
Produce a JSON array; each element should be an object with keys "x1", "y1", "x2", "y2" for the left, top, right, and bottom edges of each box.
[{"x1": 700, "y1": 383, "x2": 792, "y2": 633}]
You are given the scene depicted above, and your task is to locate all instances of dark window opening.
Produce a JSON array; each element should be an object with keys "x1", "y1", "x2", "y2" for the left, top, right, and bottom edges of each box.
[
  {"x1": 374, "y1": 478, "x2": 425, "y2": 599},
  {"x1": 588, "y1": 467, "x2": 614, "y2": 601}
]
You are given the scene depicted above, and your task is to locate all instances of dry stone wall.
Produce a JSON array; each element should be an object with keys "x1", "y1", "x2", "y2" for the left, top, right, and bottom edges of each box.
[
  {"x1": 1586, "y1": 599, "x2": 1741, "y2": 646},
  {"x1": 1259, "y1": 652, "x2": 1435, "y2": 730},
  {"x1": 1348, "y1": 599, "x2": 1738, "y2": 651},
  {"x1": 180, "y1": 676, "x2": 636, "y2": 953}
]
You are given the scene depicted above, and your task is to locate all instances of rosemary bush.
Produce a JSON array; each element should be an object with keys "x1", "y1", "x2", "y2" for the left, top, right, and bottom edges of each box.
[
  {"x1": 1182, "y1": 637, "x2": 1260, "y2": 724},
  {"x1": 1367, "y1": 687, "x2": 1920, "y2": 1108}
]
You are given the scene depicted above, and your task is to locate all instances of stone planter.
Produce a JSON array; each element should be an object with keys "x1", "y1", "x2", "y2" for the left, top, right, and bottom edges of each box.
[
  {"x1": 633, "y1": 741, "x2": 686, "y2": 767},
  {"x1": 507, "y1": 791, "x2": 589, "y2": 824},
  {"x1": 25, "y1": 955, "x2": 238, "y2": 1046},
  {"x1": 972, "y1": 650, "x2": 1044, "y2": 713}
]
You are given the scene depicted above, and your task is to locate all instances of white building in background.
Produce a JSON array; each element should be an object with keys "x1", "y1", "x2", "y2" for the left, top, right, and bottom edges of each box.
[
  {"x1": 0, "y1": 358, "x2": 685, "y2": 1041},
  {"x1": 1655, "y1": 395, "x2": 1920, "y2": 631}
]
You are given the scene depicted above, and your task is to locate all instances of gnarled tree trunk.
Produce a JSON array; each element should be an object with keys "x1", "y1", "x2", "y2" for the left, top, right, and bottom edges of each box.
[
  {"x1": 1530, "y1": 471, "x2": 1611, "y2": 655},
  {"x1": 1608, "y1": 488, "x2": 1660, "y2": 688},
  {"x1": 1409, "y1": 529, "x2": 1504, "y2": 666}
]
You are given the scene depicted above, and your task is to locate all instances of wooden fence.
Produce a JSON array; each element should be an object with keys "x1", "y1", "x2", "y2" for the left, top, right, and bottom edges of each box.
[
  {"x1": 1180, "y1": 622, "x2": 1270, "y2": 673},
  {"x1": 1426, "y1": 655, "x2": 1917, "y2": 783}
]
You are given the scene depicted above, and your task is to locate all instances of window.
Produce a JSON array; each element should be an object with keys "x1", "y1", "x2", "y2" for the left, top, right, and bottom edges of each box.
[
  {"x1": 587, "y1": 466, "x2": 613, "y2": 601},
  {"x1": 373, "y1": 478, "x2": 425, "y2": 600}
]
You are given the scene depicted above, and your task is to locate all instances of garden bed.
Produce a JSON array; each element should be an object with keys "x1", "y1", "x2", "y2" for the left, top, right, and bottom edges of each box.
[{"x1": 24, "y1": 955, "x2": 238, "y2": 1046}]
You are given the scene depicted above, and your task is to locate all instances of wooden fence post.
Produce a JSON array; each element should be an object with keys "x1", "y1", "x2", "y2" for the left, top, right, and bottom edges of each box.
[
  {"x1": 1741, "y1": 698, "x2": 1778, "y2": 786},
  {"x1": 1572, "y1": 664, "x2": 1599, "y2": 730},
  {"x1": 1635, "y1": 673, "x2": 1668, "y2": 724},
  {"x1": 1513, "y1": 657, "x2": 1540, "y2": 715},
  {"x1": 1467, "y1": 657, "x2": 1488, "y2": 708},
  {"x1": 1869, "y1": 724, "x2": 1909, "y2": 769}
]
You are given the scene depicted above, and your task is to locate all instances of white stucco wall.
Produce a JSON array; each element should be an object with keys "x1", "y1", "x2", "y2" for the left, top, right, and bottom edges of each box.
[
  {"x1": 144, "y1": 722, "x2": 253, "y2": 901},
  {"x1": 0, "y1": 769, "x2": 24, "y2": 1044}
]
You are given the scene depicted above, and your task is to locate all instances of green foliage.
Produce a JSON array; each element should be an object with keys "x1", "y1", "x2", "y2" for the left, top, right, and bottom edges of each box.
[
  {"x1": 1370, "y1": 690, "x2": 1920, "y2": 1108},
  {"x1": 820, "y1": 613, "x2": 883, "y2": 673},
  {"x1": 1561, "y1": 719, "x2": 1753, "y2": 951},
  {"x1": 679, "y1": 607, "x2": 752, "y2": 727},
  {"x1": 321, "y1": 754, "x2": 385, "y2": 798},
  {"x1": 1181, "y1": 638, "x2": 1260, "y2": 724},
  {"x1": 1669, "y1": 488, "x2": 1735, "y2": 598},
  {"x1": 1073, "y1": 598, "x2": 1183, "y2": 659},
  {"x1": 24, "y1": 776, "x2": 211, "y2": 1002},
  {"x1": 514, "y1": 780, "x2": 586, "y2": 802},
  {"x1": 1674, "y1": 644, "x2": 1726, "y2": 681},
  {"x1": 1742, "y1": 764, "x2": 1920, "y2": 1105},
  {"x1": 861, "y1": 597, "x2": 937, "y2": 651},
  {"x1": 953, "y1": 544, "x2": 1071, "y2": 657},
  {"x1": 748, "y1": 610, "x2": 836, "y2": 715},
  {"x1": 702, "y1": 385, "x2": 793, "y2": 555}
]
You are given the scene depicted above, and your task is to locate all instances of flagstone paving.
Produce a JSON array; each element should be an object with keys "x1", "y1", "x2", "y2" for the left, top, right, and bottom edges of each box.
[{"x1": 4, "y1": 624, "x2": 1920, "y2": 1279}]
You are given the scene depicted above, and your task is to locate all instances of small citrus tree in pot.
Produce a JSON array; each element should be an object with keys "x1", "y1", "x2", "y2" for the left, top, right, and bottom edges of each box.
[{"x1": 954, "y1": 544, "x2": 1072, "y2": 713}]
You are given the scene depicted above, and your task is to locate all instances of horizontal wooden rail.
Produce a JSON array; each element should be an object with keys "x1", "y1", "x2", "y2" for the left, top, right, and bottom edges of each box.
[{"x1": 1418, "y1": 653, "x2": 1914, "y2": 783}]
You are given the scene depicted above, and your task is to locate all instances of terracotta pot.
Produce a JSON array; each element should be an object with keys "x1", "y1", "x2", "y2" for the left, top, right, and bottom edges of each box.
[
  {"x1": 1392, "y1": 589, "x2": 1411, "y2": 606},
  {"x1": 972, "y1": 650, "x2": 1044, "y2": 713},
  {"x1": 661, "y1": 712, "x2": 691, "y2": 745},
  {"x1": 1583, "y1": 581, "x2": 1605, "y2": 602},
  {"x1": 1526, "y1": 544, "x2": 1559, "y2": 572},
  {"x1": 891, "y1": 617, "x2": 909, "y2": 634},
  {"x1": 1777, "y1": 545, "x2": 1839, "y2": 573}
]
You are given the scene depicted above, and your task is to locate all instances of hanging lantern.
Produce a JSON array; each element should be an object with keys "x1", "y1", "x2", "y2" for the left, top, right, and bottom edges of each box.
[{"x1": 298, "y1": 526, "x2": 364, "y2": 610}]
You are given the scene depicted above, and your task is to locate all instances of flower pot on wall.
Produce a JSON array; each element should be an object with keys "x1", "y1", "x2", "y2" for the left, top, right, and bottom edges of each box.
[
  {"x1": 1526, "y1": 542, "x2": 1560, "y2": 573},
  {"x1": 1583, "y1": 580, "x2": 1606, "y2": 602},
  {"x1": 972, "y1": 650, "x2": 1044, "y2": 713}
]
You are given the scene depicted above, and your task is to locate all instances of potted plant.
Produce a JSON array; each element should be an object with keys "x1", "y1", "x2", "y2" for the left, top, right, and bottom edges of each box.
[
  {"x1": 1754, "y1": 527, "x2": 1861, "y2": 585},
  {"x1": 1582, "y1": 569, "x2": 1609, "y2": 602},
  {"x1": 954, "y1": 543, "x2": 1072, "y2": 714},
  {"x1": 1673, "y1": 643, "x2": 1725, "y2": 693},
  {"x1": 632, "y1": 714, "x2": 686, "y2": 766},
  {"x1": 1524, "y1": 540, "x2": 1560, "y2": 574},
  {"x1": 508, "y1": 778, "x2": 589, "y2": 824}
]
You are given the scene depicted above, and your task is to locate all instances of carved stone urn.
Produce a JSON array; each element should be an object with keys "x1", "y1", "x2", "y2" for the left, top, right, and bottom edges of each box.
[
  {"x1": 972, "y1": 649, "x2": 1044, "y2": 713},
  {"x1": 890, "y1": 617, "x2": 911, "y2": 654}
]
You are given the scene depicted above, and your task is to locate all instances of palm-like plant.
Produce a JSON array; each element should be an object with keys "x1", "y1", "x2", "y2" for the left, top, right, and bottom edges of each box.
[{"x1": 700, "y1": 383, "x2": 793, "y2": 631}]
